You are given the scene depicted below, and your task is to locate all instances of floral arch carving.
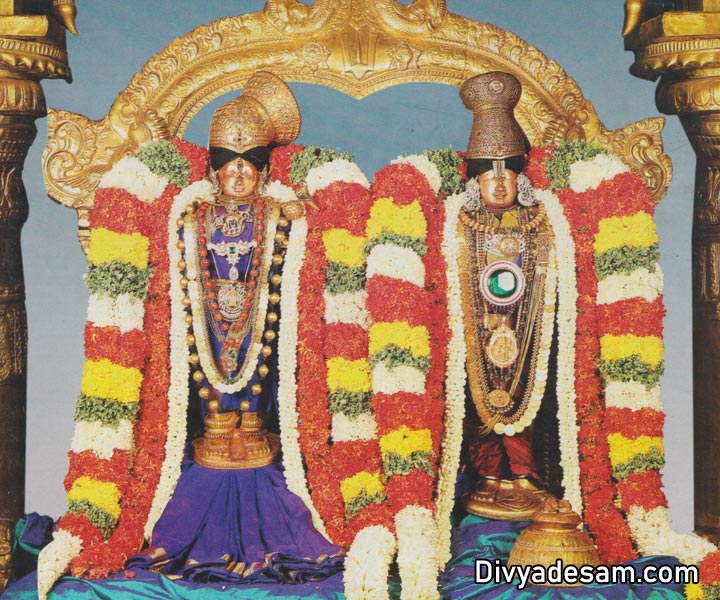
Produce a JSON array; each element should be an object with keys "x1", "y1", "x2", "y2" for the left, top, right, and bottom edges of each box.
[{"x1": 42, "y1": 0, "x2": 671, "y2": 248}]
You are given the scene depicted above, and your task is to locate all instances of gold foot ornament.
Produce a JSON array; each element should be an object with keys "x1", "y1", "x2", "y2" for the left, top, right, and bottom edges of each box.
[{"x1": 465, "y1": 477, "x2": 551, "y2": 521}]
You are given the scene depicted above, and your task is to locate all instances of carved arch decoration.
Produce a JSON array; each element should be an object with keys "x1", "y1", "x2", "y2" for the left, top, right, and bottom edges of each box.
[{"x1": 42, "y1": 0, "x2": 672, "y2": 248}]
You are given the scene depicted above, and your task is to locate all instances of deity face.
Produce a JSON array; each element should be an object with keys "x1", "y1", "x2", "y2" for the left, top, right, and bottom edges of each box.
[
  {"x1": 478, "y1": 167, "x2": 518, "y2": 209},
  {"x1": 218, "y1": 156, "x2": 260, "y2": 199}
]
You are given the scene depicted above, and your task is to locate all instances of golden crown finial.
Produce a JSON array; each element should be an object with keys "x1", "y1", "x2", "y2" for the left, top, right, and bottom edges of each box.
[{"x1": 208, "y1": 71, "x2": 301, "y2": 155}]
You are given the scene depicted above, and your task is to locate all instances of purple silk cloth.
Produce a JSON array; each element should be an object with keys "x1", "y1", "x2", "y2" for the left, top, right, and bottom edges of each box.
[{"x1": 126, "y1": 461, "x2": 343, "y2": 583}]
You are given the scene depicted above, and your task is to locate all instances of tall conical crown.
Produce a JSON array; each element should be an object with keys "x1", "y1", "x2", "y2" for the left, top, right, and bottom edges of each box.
[{"x1": 461, "y1": 71, "x2": 528, "y2": 160}]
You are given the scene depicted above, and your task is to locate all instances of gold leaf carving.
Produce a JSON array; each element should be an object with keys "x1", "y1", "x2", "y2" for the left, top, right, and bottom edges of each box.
[
  {"x1": 0, "y1": 304, "x2": 25, "y2": 382},
  {"x1": 263, "y1": 0, "x2": 341, "y2": 34},
  {"x1": 295, "y1": 42, "x2": 331, "y2": 73},
  {"x1": 387, "y1": 42, "x2": 421, "y2": 70},
  {"x1": 372, "y1": 0, "x2": 447, "y2": 34},
  {"x1": 608, "y1": 117, "x2": 673, "y2": 203}
]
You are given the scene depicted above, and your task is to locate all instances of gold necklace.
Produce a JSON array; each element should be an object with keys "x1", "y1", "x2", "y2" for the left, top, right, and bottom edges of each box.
[
  {"x1": 459, "y1": 203, "x2": 546, "y2": 234},
  {"x1": 458, "y1": 213, "x2": 557, "y2": 435}
]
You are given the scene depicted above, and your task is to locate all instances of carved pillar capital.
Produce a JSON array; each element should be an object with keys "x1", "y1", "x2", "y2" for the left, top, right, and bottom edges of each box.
[{"x1": 0, "y1": 3, "x2": 74, "y2": 592}]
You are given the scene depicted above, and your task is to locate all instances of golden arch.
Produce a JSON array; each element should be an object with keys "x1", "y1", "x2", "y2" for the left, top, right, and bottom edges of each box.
[{"x1": 42, "y1": 0, "x2": 672, "y2": 247}]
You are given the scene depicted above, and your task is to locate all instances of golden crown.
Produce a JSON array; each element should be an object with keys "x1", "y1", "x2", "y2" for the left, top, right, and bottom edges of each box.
[
  {"x1": 208, "y1": 71, "x2": 301, "y2": 154},
  {"x1": 461, "y1": 71, "x2": 528, "y2": 160}
]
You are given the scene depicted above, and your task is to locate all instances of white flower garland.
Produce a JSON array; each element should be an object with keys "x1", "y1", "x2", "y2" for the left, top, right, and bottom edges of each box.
[
  {"x1": 70, "y1": 420, "x2": 134, "y2": 460},
  {"x1": 371, "y1": 363, "x2": 426, "y2": 395},
  {"x1": 366, "y1": 244, "x2": 425, "y2": 286},
  {"x1": 435, "y1": 192, "x2": 467, "y2": 567},
  {"x1": 596, "y1": 265, "x2": 663, "y2": 305},
  {"x1": 306, "y1": 158, "x2": 370, "y2": 196},
  {"x1": 143, "y1": 184, "x2": 205, "y2": 538},
  {"x1": 395, "y1": 506, "x2": 440, "y2": 600},
  {"x1": 331, "y1": 413, "x2": 378, "y2": 442},
  {"x1": 568, "y1": 153, "x2": 629, "y2": 193},
  {"x1": 37, "y1": 530, "x2": 84, "y2": 600},
  {"x1": 344, "y1": 525, "x2": 397, "y2": 600},
  {"x1": 324, "y1": 289, "x2": 371, "y2": 327},
  {"x1": 277, "y1": 216, "x2": 331, "y2": 540},
  {"x1": 627, "y1": 506, "x2": 715, "y2": 565},
  {"x1": 604, "y1": 381, "x2": 662, "y2": 411},
  {"x1": 97, "y1": 156, "x2": 169, "y2": 203},
  {"x1": 86, "y1": 293, "x2": 145, "y2": 333},
  {"x1": 262, "y1": 179, "x2": 297, "y2": 203},
  {"x1": 391, "y1": 154, "x2": 442, "y2": 194},
  {"x1": 538, "y1": 188, "x2": 583, "y2": 514}
]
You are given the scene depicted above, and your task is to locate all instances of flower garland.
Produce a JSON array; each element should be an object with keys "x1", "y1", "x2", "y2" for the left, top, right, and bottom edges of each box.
[
  {"x1": 436, "y1": 190, "x2": 468, "y2": 566},
  {"x1": 368, "y1": 160, "x2": 450, "y2": 600},
  {"x1": 294, "y1": 151, "x2": 390, "y2": 549},
  {"x1": 526, "y1": 143, "x2": 717, "y2": 573},
  {"x1": 536, "y1": 188, "x2": 583, "y2": 515},
  {"x1": 39, "y1": 139, "x2": 210, "y2": 596},
  {"x1": 144, "y1": 179, "x2": 213, "y2": 538},
  {"x1": 290, "y1": 153, "x2": 452, "y2": 600},
  {"x1": 276, "y1": 211, "x2": 330, "y2": 539}
]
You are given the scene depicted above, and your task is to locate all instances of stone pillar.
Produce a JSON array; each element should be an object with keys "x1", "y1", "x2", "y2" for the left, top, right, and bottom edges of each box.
[
  {"x1": 0, "y1": 3, "x2": 74, "y2": 591},
  {"x1": 626, "y1": 1, "x2": 720, "y2": 541}
]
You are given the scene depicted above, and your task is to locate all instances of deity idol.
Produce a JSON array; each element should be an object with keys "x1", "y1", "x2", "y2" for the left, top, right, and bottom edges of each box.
[
  {"x1": 458, "y1": 72, "x2": 557, "y2": 520},
  {"x1": 126, "y1": 72, "x2": 342, "y2": 582}
]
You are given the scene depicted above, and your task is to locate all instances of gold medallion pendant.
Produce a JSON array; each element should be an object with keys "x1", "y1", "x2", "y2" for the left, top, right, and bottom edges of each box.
[
  {"x1": 487, "y1": 389, "x2": 512, "y2": 409},
  {"x1": 216, "y1": 280, "x2": 247, "y2": 321},
  {"x1": 486, "y1": 323, "x2": 519, "y2": 368}
]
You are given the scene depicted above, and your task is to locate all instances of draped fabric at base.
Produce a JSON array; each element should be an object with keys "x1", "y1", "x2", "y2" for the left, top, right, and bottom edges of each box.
[
  {"x1": 2, "y1": 512, "x2": 685, "y2": 599},
  {"x1": 1, "y1": 571, "x2": 346, "y2": 599},
  {"x1": 124, "y1": 461, "x2": 343, "y2": 584}
]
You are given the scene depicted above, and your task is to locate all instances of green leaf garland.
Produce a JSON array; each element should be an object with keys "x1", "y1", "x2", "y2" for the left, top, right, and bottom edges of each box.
[{"x1": 136, "y1": 140, "x2": 191, "y2": 188}]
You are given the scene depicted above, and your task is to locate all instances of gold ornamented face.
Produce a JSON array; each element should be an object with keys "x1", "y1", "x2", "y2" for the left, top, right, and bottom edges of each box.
[
  {"x1": 218, "y1": 156, "x2": 260, "y2": 199},
  {"x1": 478, "y1": 168, "x2": 518, "y2": 209}
]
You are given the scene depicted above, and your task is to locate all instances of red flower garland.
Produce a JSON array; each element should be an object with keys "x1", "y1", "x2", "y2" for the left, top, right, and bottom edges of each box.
[{"x1": 59, "y1": 139, "x2": 211, "y2": 578}]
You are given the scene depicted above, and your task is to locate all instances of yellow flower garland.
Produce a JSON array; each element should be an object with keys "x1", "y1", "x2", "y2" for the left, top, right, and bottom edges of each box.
[
  {"x1": 607, "y1": 433, "x2": 664, "y2": 467},
  {"x1": 340, "y1": 471, "x2": 385, "y2": 504},
  {"x1": 368, "y1": 322, "x2": 430, "y2": 357},
  {"x1": 593, "y1": 212, "x2": 658, "y2": 253},
  {"x1": 600, "y1": 334, "x2": 664, "y2": 367},
  {"x1": 80, "y1": 359, "x2": 143, "y2": 404},
  {"x1": 367, "y1": 197, "x2": 427, "y2": 239},
  {"x1": 326, "y1": 357, "x2": 372, "y2": 393},
  {"x1": 323, "y1": 229, "x2": 367, "y2": 267},
  {"x1": 87, "y1": 228, "x2": 150, "y2": 268},
  {"x1": 67, "y1": 476, "x2": 122, "y2": 519},
  {"x1": 379, "y1": 426, "x2": 433, "y2": 458}
]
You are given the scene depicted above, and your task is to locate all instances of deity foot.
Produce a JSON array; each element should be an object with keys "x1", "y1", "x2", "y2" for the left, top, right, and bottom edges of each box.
[
  {"x1": 193, "y1": 411, "x2": 280, "y2": 469},
  {"x1": 465, "y1": 477, "x2": 551, "y2": 521}
]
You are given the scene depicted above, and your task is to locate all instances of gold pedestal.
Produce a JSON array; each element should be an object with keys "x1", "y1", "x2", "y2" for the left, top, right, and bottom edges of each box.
[{"x1": 465, "y1": 478, "x2": 551, "y2": 521}]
